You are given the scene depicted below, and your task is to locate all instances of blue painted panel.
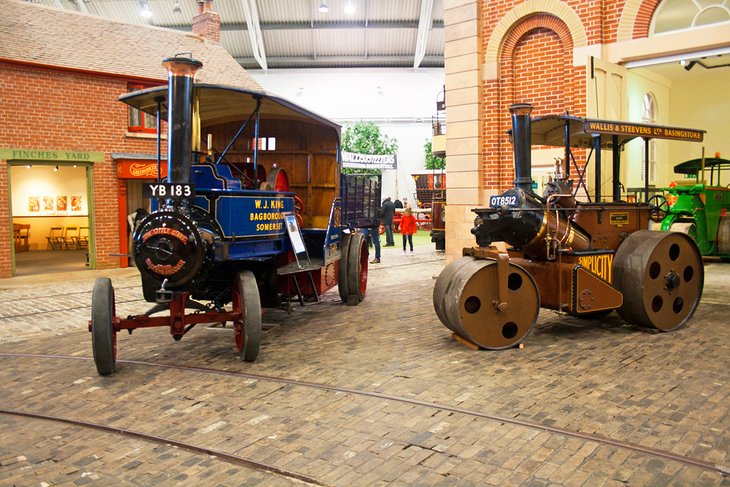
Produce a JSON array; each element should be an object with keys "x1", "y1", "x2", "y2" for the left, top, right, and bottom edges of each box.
[
  {"x1": 214, "y1": 164, "x2": 242, "y2": 189},
  {"x1": 191, "y1": 165, "x2": 226, "y2": 190},
  {"x1": 216, "y1": 195, "x2": 295, "y2": 239}
]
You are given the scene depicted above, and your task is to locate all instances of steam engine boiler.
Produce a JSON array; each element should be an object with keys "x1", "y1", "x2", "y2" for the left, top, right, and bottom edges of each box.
[{"x1": 433, "y1": 104, "x2": 705, "y2": 349}]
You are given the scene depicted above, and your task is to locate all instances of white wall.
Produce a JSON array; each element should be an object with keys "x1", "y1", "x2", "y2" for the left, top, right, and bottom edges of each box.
[{"x1": 249, "y1": 67, "x2": 445, "y2": 203}]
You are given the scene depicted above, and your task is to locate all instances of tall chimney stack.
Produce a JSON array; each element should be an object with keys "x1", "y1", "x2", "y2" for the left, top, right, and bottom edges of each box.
[
  {"x1": 192, "y1": 0, "x2": 221, "y2": 43},
  {"x1": 510, "y1": 103, "x2": 534, "y2": 194},
  {"x1": 162, "y1": 55, "x2": 203, "y2": 185}
]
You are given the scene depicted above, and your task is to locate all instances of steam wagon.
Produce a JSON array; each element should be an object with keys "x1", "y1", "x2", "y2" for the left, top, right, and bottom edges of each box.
[
  {"x1": 89, "y1": 55, "x2": 379, "y2": 375},
  {"x1": 434, "y1": 104, "x2": 706, "y2": 349}
]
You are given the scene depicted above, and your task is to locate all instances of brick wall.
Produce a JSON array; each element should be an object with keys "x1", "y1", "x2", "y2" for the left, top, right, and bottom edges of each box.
[
  {"x1": 0, "y1": 61, "x2": 162, "y2": 277},
  {"x1": 477, "y1": 1, "x2": 619, "y2": 191}
]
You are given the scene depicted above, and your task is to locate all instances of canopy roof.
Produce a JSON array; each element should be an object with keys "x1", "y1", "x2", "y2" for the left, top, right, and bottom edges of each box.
[
  {"x1": 120, "y1": 84, "x2": 340, "y2": 137},
  {"x1": 673, "y1": 157, "x2": 730, "y2": 175},
  {"x1": 523, "y1": 114, "x2": 705, "y2": 149}
]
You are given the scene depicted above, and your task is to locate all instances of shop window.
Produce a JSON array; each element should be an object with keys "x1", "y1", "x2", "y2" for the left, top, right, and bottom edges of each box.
[
  {"x1": 652, "y1": 0, "x2": 730, "y2": 34},
  {"x1": 128, "y1": 83, "x2": 157, "y2": 133}
]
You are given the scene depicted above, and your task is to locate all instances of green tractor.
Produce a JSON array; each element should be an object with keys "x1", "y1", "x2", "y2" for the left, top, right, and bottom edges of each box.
[{"x1": 653, "y1": 157, "x2": 730, "y2": 260}]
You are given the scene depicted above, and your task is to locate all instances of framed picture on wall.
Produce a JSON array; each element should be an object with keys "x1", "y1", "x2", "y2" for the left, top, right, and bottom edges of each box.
[
  {"x1": 71, "y1": 195, "x2": 83, "y2": 212},
  {"x1": 43, "y1": 195, "x2": 55, "y2": 214},
  {"x1": 57, "y1": 195, "x2": 68, "y2": 212},
  {"x1": 28, "y1": 196, "x2": 40, "y2": 213}
]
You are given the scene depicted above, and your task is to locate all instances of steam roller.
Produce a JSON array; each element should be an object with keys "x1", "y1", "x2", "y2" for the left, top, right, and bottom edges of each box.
[{"x1": 433, "y1": 102, "x2": 705, "y2": 350}]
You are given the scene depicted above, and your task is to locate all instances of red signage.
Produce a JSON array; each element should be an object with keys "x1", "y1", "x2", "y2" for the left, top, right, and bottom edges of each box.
[{"x1": 117, "y1": 161, "x2": 168, "y2": 179}]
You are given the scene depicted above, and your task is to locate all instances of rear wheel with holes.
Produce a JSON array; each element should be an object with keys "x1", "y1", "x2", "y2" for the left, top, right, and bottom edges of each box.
[{"x1": 613, "y1": 230, "x2": 703, "y2": 331}]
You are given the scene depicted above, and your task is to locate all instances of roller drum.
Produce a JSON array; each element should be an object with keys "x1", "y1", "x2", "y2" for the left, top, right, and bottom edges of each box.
[
  {"x1": 613, "y1": 230, "x2": 703, "y2": 331},
  {"x1": 433, "y1": 257, "x2": 540, "y2": 349}
]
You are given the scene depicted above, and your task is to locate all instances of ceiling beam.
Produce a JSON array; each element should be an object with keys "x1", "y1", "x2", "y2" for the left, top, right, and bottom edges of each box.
[
  {"x1": 166, "y1": 20, "x2": 444, "y2": 33},
  {"x1": 240, "y1": 0, "x2": 267, "y2": 70},
  {"x1": 235, "y1": 55, "x2": 444, "y2": 69},
  {"x1": 414, "y1": 0, "x2": 435, "y2": 69}
]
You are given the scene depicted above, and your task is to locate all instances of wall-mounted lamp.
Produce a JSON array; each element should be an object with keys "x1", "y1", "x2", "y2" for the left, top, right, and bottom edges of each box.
[
  {"x1": 54, "y1": 165, "x2": 59, "y2": 171},
  {"x1": 26, "y1": 164, "x2": 31, "y2": 169},
  {"x1": 318, "y1": 0, "x2": 329, "y2": 13},
  {"x1": 140, "y1": 0, "x2": 153, "y2": 18}
]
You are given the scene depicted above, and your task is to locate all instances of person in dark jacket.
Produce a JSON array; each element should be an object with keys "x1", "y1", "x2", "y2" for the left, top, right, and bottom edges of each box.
[{"x1": 381, "y1": 197, "x2": 396, "y2": 246}]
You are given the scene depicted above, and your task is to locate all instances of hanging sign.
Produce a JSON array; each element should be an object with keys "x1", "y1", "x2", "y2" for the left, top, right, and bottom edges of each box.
[{"x1": 342, "y1": 151, "x2": 397, "y2": 170}]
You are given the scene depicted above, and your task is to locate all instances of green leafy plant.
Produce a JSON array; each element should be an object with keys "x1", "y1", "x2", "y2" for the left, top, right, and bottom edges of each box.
[
  {"x1": 341, "y1": 121, "x2": 398, "y2": 175},
  {"x1": 424, "y1": 140, "x2": 445, "y2": 170}
]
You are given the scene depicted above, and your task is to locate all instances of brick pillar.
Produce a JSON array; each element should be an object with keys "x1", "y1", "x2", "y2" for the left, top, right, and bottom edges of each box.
[
  {"x1": 443, "y1": 0, "x2": 483, "y2": 264},
  {"x1": 192, "y1": 0, "x2": 221, "y2": 43}
]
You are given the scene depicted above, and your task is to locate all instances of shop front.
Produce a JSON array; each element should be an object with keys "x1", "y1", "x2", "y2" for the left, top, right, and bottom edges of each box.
[
  {"x1": 114, "y1": 154, "x2": 167, "y2": 268},
  {"x1": 3, "y1": 149, "x2": 101, "y2": 276}
]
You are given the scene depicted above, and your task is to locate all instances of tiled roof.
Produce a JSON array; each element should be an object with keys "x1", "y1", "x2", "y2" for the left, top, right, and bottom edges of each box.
[{"x1": 0, "y1": 0, "x2": 262, "y2": 90}]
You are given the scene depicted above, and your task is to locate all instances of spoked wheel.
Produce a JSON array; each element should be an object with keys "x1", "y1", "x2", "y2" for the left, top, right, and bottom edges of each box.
[
  {"x1": 433, "y1": 258, "x2": 540, "y2": 349},
  {"x1": 346, "y1": 232, "x2": 368, "y2": 304},
  {"x1": 233, "y1": 271, "x2": 262, "y2": 362},
  {"x1": 91, "y1": 277, "x2": 117, "y2": 375},
  {"x1": 338, "y1": 232, "x2": 352, "y2": 302},
  {"x1": 613, "y1": 230, "x2": 704, "y2": 331},
  {"x1": 647, "y1": 195, "x2": 670, "y2": 222}
]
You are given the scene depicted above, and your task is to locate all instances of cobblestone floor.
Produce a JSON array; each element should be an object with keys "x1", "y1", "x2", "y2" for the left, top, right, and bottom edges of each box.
[{"x1": 0, "y1": 243, "x2": 728, "y2": 486}]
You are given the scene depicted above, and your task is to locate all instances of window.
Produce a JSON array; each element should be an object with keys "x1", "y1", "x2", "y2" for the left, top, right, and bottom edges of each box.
[
  {"x1": 127, "y1": 83, "x2": 157, "y2": 133},
  {"x1": 651, "y1": 0, "x2": 730, "y2": 34},
  {"x1": 251, "y1": 137, "x2": 277, "y2": 151}
]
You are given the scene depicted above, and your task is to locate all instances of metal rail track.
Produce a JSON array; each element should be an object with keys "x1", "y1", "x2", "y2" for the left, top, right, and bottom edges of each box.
[
  {"x1": 0, "y1": 407, "x2": 328, "y2": 486},
  {"x1": 0, "y1": 352, "x2": 727, "y2": 477}
]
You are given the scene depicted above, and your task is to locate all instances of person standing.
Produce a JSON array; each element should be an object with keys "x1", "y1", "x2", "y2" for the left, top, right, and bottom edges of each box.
[
  {"x1": 381, "y1": 197, "x2": 396, "y2": 246},
  {"x1": 399, "y1": 207, "x2": 417, "y2": 253},
  {"x1": 365, "y1": 224, "x2": 381, "y2": 263}
]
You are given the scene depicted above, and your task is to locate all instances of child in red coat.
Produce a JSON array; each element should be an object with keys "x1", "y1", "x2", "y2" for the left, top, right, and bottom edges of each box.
[{"x1": 399, "y1": 207, "x2": 417, "y2": 253}]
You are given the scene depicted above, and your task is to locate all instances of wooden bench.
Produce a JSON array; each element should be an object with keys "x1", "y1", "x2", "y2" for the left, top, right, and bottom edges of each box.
[{"x1": 13, "y1": 223, "x2": 30, "y2": 252}]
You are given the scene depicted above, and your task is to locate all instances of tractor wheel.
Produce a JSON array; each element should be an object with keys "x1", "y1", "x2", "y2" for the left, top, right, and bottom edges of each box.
[
  {"x1": 338, "y1": 232, "x2": 351, "y2": 302},
  {"x1": 233, "y1": 271, "x2": 262, "y2": 362},
  {"x1": 346, "y1": 232, "x2": 368, "y2": 304},
  {"x1": 91, "y1": 277, "x2": 117, "y2": 376}
]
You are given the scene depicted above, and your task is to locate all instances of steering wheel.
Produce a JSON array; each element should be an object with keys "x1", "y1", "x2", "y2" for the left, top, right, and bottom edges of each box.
[{"x1": 647, "y1": 194, "x2": 669, "y2": 223}]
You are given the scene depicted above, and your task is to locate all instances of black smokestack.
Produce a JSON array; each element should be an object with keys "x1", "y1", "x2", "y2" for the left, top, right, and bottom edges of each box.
[
  {"x1": 510, "y1": 103, "x2": 534, "y2": 193},
  {"x1": 161, "y1": 55, "x2": 203, "y2": 184}
]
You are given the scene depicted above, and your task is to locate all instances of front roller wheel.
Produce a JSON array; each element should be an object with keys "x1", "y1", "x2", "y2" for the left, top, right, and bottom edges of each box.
[
  {"x1": 433, "y1": 256, "x2": 476, "y2": 332},
  {"x1": 613, "y1": 230, "x2": 703, "y2": 331},
  {"x1": 433, "y1": 258, "x2": 540, "y2": 349},
  {"x1": 91, "y1": 277, "x2": 116, "y2": 375},
  {"x1": 233, "y1": 271, "x2": 262, "y2": 362}
]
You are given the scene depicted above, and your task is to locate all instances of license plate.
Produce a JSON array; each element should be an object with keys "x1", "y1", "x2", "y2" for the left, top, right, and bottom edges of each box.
[
  {"x1": 489, "y1": 195, "x2": 518, "y2": 207},
  {"x1": 144, "y1": 183, "x2": 196, "y2": 199}
]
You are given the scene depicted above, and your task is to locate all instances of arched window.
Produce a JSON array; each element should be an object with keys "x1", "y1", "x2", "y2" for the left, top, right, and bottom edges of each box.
[
  {"x1": 651, "y1": 0, "x2": 730, "y2": 34},
  {"x1": 641, "y1": 93, "x2": 658, "y2": 184}
]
